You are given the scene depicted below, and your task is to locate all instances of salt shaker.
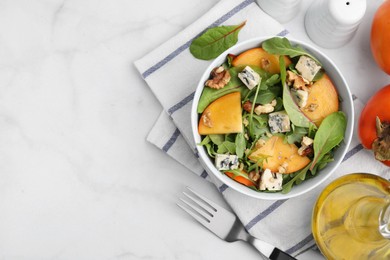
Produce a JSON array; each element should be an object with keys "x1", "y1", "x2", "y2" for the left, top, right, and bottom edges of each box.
[
  {"x1": 256, "y1": 0, "x2": 302, "y2": 24},
  {"x1": 305, "y1": 0, "x2": 366, "y2": 48}
]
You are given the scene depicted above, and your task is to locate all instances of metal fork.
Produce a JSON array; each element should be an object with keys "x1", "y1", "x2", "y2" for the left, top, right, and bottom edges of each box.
[{"x1": 177, "y1": 187, "x2": 296, "y2": 260}]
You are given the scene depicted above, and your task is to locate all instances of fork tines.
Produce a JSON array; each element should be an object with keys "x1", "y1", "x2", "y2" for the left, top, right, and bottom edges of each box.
[{"x1": 177, "y1": 186, "x2": 218, "y2": 225}]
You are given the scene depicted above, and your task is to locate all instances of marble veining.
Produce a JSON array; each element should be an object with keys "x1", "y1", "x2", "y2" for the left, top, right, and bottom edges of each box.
[{"x1": 0, "y1": 0, "x2": 388, "y2": 259}]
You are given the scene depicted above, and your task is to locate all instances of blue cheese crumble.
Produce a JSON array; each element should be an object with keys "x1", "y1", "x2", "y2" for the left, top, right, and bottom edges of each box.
[
  {"x1": 291, "y1": 89, "x2": 309, "y2": 108},
  {"x1": 268, "y1": 111, "x2": 291, "y2": 134},
  {"x1": 259, "y1": 169, "x2": 283, "y2": 191},
  {"x1": 238, "y1": 66, "x2": 261, "y2": 90},
  {"x1": 296, "y1": 55, "x2": 321, "y2": 82},
  {"x1": 215, "y1": 154, "x2": 239, "y2": 171}
]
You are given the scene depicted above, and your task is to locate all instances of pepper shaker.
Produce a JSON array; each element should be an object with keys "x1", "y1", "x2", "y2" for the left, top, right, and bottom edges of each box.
[
  {"x1": 256, "y1": 0, "x2": 302, "y2": 24},
  {"x1": 305, "y1": 0, "x2": 366, "y2": 48}
]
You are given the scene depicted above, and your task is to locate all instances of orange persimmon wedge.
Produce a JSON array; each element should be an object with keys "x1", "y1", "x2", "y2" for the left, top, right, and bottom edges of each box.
[
  {"x1": 225, "y1": 171, "x2": 256, "y2": 187},
  {"x1": 198, "y1": 92, "x2": 242, "y2": 135},
  {"x1": 302, "y1": 74, "x2": 339, "y2": 127},
  {"x1": 231, "y1": 47, "x2": 291, "y2": 74},
  {"x1": 249, "y1": 136, "x2": 310, "y2": 173}
]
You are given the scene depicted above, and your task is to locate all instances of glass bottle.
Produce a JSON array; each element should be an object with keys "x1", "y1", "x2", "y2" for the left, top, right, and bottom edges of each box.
[{"x1": 312, "y1": 173, "x2": 390, "y2": 259}]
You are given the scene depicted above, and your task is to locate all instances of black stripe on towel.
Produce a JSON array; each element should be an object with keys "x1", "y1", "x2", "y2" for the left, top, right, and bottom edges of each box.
[
  {"x1": 168, "y1": 92, "x2": 195, "y2": 115},
  {"x1": 200, "y1": 170, "x2": 208, "y2": 179},
  {"x1": 162, "y1": 128, "x2": 181, "y2": 152},
  {"x1": 245, "y1": 200, "x2": 288, "y2": 230},
  {"x1": 286, "y1": 234, "x2": 314, "y2": 255},
  {"x1": 342, "y1": 144, "x2": 363, "y2": 162},
  {"x1": 219, "y1": 184, "x2": 229, "y2": 193}
]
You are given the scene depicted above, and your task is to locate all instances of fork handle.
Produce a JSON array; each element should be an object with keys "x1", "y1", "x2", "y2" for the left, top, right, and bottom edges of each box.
[
  {"x1": 248, "y1": 236, "x2": 297, "y2": 260},
  {"x1": 268, "y1": 248, "x2": 297, "y2": 260}
]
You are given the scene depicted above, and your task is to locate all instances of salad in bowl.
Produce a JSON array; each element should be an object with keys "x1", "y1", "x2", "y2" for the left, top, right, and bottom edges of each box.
[{"x1": 191, "y1": 37, "x2": 353, "y2": 199}]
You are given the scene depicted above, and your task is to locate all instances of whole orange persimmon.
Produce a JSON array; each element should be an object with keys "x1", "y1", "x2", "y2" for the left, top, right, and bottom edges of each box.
[
  {"x1": 358, "y1": 85, "x2": 390, "y2": 167},
  {"x1": 371, "y1": 0, "x2": 390, "y2": 74}
]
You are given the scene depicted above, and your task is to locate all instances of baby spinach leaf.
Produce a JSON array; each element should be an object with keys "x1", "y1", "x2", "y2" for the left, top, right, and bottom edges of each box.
[
  {"x1": 311, "y1": 152, "x2": 334, "y2": 175},
  {"x1": 199, "y1": 136, "x2": 218, "y2": 157},
  {"x1": 311, "y1": 111, "x2": 346, "y2": 170},
  {"x1": 251, "y1": 65, "x2": 272, "y2": 80},
  {"x1": 209, "y1": 134, "x2": 224, "y2": 145},
  {"x1": 269, "y1": 85, "x2": 282, "y2": 97},
  {"x1": 249, "y1": 89, "x2": 275, "y2": 105},
  {"x1": 248, "y1": 82, "x2": 262, "y2": 138},
  {"x1": 199, "y1": 135, "x2": 211, "y2": 145},
  {"x1": 247, "y1": 78, "x2": 281, "y2": 105},
  {"x1": 280, "y1": 56, "x2": 314, "y2": 128},
  {"x1": 197, "y1": 67, "x2": 243, "y2": 113},
  {"x1": 282, "y1": 163, "x2": 311, "y2": 194},
  {"x1": 258, "y1": 80, "x2": 269, "y2": 90},
  {"x1": 288, "y1": 63, "x2": 298, "y2": 74},
  {"x1": 273, "y1": 97, "x2": 284, "y2": 111},
  {"x1": 217, "y1": 141, "x2": 236, "y2": 154},
  {"x1": 250, "y1": 114, "x2": 269, "y2": 138},
  {"x1": 262, "y1": 37, "x2": 321, "y2": 65},
  {"x1": 265, "y1": 74, "x2": 280, "y2": 86},
  {"x1": 235, "y1": 133, "x2": 246, "y2": 158},
  {"x1": 190, "y1": 21, "x2": 246, "y2": 60},
  {"x1": 204, "y1": 143, "x2": 216, "y2": 158},
  {"x1": 286, "y1": 125, "x2": 308, "y2": 144},
  {"x1": 225, "y1": 134, "x2": 236, "y2": 142},
  {"x1": 308, "y1": 123, "x2": 318, "y2": 139},
  {"x1": 247, "y1": 162, "x2": 259, "y2": 173}
]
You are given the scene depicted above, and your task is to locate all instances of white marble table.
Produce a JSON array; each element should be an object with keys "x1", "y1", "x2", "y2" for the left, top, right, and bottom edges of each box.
[{"x1": 0, "y1": 0, "x2": 388, "y2": 259}]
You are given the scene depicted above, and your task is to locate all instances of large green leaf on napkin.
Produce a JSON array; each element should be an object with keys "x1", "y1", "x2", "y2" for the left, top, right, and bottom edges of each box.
[{"x1": 190, "y1": 21, "x2": 246, "y2": 60}]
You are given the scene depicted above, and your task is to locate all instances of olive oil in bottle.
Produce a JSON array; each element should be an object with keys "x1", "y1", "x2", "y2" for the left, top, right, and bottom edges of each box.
[{"x1": 312, "y1": 173, "x2": 390, "y2": 259}]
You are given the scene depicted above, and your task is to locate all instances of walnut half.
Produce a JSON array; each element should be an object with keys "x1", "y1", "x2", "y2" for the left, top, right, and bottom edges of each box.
[
  {"x1": 205, "y1": 66, "x2": 231, "y2": 89},
  {"x1": 287, "y1": 70, "x2": 310, "y2": 90}
]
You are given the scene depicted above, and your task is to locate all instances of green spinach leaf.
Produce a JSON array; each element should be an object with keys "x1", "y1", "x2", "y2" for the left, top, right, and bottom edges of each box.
[
  {"x1": 248, "y1": 81, "x2": 262, "y2": 138},
  {"x1": 311, "y1": 152, "x2": 334, "y2": 175},
  {"x1": 209, "y1": 134, "x2": 224, "y2": 145},
  {"x1": 197, "y1": 67, "x2": 243, "y2": 113},
  {"x1": 190, "y1": 21, "x2": 246, "y2": 60},
  {"x1": 282, "y1": 163, "x2": 311, "y2": 194},
  {"x1": 199, "y1": 135, "x2": 211, "y2": 145},
  {"x1": 250, "y1": 114, "x2": 269, "y2": 138},
  {"x1": 262, "y1": 37, "x2": 321, "y2": 65},
  {"x1": 308, "y1": 123, "x2": 318, "y2": 139},
  {"x1": 286, "y1": 125, "x2": 308, "y2": 144},
  {"x1": 217, "y1": 141, "x2": 236, "y2": 154},
  {"x1": 273, "y1": 97, "x2": 284, "y2": 112},
  {"x1": 235, "y1": 133, "x2": 246, "y2": 158},
  {"x1": 225, "y1": 134, "x2": 236, "y2": 142},
  {"x1": 269, "y1": 85, "x2": 282, "y2": 97},
  {"x1": 280, "y1": 56, "x2": 314, "y2": 128},
  {"x1": 204, "y1": 143, "x2": 216, "y2": 158},
  {"x1": 249, "y1": 89, "x2": 275, "y2": 105},
  {"x1": 265, "y1": 74, "x2": 280, "y2": 86},
  {"x1": 311, "y1": 111, "x2": 346, "y2": 170}
]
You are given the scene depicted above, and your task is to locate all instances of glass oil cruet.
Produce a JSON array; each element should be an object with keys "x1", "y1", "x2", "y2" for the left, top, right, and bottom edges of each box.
[{"x1": 312, "y1": 173, "x2": 390, "y2": 259}]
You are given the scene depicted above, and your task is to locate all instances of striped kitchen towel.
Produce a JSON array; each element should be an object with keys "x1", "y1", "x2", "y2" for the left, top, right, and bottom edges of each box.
[{"x1": 135, "y1": 0, "x2": 390, "y2": 257}]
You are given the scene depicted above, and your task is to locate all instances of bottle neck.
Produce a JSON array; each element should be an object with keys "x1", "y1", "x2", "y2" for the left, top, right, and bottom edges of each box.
[
  {"x1": 343, "y1": 196, "x2": 390, "y2": 243},
  {"x1": 379, "y1": 202, "x2": 390, "y2": 239}
]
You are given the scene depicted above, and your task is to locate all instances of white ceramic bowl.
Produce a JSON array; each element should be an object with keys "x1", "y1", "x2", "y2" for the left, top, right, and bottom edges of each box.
[{"x1": 191, "y1": 36, "x2": 354, "y2": 200}]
